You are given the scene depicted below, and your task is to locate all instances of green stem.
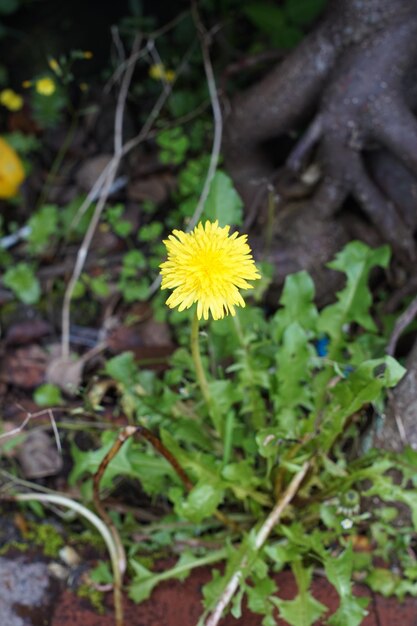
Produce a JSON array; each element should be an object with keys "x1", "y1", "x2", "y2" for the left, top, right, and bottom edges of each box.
[
  {"x1": 191, "y1": 309, "x2": 211, "y2": 406},
  {"x1": 191, "y1": 309, "x2": 224, "y2": 435},
  {"x1": 222, "y1": 410, "x2": 234, "y2": 467},
  {"x1": 142, "y1": 546, "x2": 227, "y2": 588}
]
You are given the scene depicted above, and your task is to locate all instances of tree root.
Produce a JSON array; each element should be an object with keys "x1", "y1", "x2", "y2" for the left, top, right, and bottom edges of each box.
[{"x1": 224, "y1": 0, "x2": 417, "y2": 264}]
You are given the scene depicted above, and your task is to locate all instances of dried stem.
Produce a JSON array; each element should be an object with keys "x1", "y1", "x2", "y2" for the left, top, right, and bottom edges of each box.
[
  {"x1": 188, "y1": 1, "x2": 223, "y2": 231},
  {"x1": 0, "y1": 408, "x2": 61, "y2": 454},
  {"x1": 61, "y1": 37, "x2": 141, "y2": 358}
]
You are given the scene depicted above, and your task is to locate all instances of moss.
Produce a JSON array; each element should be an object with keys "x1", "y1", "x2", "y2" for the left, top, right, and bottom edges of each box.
[
  {"x1": 28, "y1": 522, "x2": 65, "y2": 557},
  {"x1": 0, "y1": 540, "x2": 29, "y2": 555},
  {"x1": 76, "y1": 528, "x2": 106, "y2": 550},
  {"x1": 77, "y1": 583, "x2": 105, "y2": 614}
]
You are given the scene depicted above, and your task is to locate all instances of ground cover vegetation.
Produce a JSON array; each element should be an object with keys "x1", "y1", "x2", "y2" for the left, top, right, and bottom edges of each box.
[{"x1": 1, "y1": 1, "x2": 417, "y2": 625}]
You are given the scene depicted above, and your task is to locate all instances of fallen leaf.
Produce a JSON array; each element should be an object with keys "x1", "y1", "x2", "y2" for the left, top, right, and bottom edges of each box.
[
  {"x1": 46, "y1": 354, "x2": 84, "y2": 396},
  {"x1": 17, "y1": 430, "x2": 63, "y2": 478}
]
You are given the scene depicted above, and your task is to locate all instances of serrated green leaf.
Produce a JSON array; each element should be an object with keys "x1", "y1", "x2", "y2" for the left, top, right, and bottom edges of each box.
[
  {"x1": 246, "y1": 575, "x2": 277, "y2": 614},
  {"x1": 275, "y1": 321, "x2": 314, "y2": 414},
  {"x1": 320, "y1": 356, "x2": 405, "y2": 451},
  {"x1": 204, "y1": 171, "x2": 243, "y2": 226},
  {"x1": 272, "y1": 561, "x2": 326, "y2": 626},
  {"x1": 365, "y1": 567, "x2": 400, "y2": 597},
  {"x1": 129, "y1": 560, "x2": 159, "y2": 602},
  {"x1": 318, "y1": 242, "x2": 390, "y2": 354},
  {"x1": 272, "y1": 271, "x2": 318, "y2": 341},
  {"x1": 327, "y1": 595, "x2": 369, "y2": 626},
  {"x1": 323, "y1": 544, "x2": 369, "y2": 626},
  {"x1": 202, "y1": 568, "x2": 227, "y2": 609}
]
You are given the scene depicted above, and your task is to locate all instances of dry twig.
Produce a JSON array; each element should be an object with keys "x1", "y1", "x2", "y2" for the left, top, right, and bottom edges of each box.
[
  {"x1": 61, "y1": 36, "x2": 142, "y2": 358},
  {"x1": 188, "y1": 2, "x2": 223, "y2": 231},
  {"x1": 0, "y1": 407, "x2": 61, "y2": 454}
]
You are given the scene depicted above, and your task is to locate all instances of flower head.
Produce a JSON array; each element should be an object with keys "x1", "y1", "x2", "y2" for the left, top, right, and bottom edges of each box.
[
  {"x1": 149, "y1": 63, "x2": 175, "y2": 83},
  {"x1": 160, "y1": 220, "x2": 261, "y2": 320},
  {"x1": 0, "y1": 137, "x2": 25, "y2": 198},
  {"x1": 0, "y1": 89, "x2": 23, "y2": 112},
  {"x1": 35, "y1": 77, "x2": 56, "y2": 96}
]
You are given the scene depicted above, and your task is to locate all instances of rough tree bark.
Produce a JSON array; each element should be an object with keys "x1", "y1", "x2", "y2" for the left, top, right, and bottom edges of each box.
[{"x1": 223, "y1": 0, "x2": 417, "y2": 451}]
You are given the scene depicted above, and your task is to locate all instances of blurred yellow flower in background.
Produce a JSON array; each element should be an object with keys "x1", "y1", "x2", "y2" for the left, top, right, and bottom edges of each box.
[
  {"x1": 149, "y1": 64, "x2": 175, "y2": 83},
  {"x1": 0, "y1": 138, "x2": 25, "y2": 198},
  {"x1": 35, "y1": 77, "x2": 56, "y2": 96},
  {"x1": 160, "y1": 220, "x2": 261, "y2": 321},
  {"x1": 0, "y1": 89, "x2": 23, "y2": 111}
]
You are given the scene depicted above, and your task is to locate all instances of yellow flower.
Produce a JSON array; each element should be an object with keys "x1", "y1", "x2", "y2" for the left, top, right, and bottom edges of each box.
[
  {"x1": 160, "y1": 220, "x2": 261, "y2": 321},
  {"x1": 0, "y1": 137, "x2": 25, "y2": 198},
  {"x1": 164, "y1": 69, "x2": 175, "y2": 83},
  {"x1": 35, "y1": 77, "x2": 56, "y2": 96},
  {"x1": 149, "y1": 63, "x2": 175, "y2": 83},
  {"x1": 149, "y1": 64, "x2": 164, "y2": 80},
  {"x1": 83, "y1": 50, "x2": 93, "y2": 59},
  {"x1": 0, "y1": 89, "x2": 23, "y2": 112}
]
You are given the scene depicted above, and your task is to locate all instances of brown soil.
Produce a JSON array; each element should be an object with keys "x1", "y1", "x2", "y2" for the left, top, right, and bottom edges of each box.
[{"x1": 52, "y1": 567, "x2": 417, "y2": 626}]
